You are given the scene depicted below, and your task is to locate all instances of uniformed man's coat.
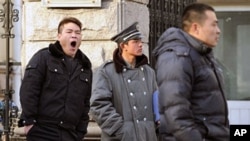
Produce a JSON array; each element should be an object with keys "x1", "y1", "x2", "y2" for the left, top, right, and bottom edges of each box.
[{"x1": 90, "y1": 48, "x2": 158, "y2": 141}]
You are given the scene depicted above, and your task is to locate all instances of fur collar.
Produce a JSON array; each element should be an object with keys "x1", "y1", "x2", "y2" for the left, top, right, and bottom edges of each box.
[
  {"x1": 113, "y1": 48, "x2": 148, "y2": 73},
  {"x1": 48, "y1": 41, "x2": 91, "y2": 69}
]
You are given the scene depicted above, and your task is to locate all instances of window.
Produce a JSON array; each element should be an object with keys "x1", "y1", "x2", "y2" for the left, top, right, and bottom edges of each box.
[
  {"x1": 215, "y1": 11, "x2": 250, "y2": 100},
  {"x1": 42, "y1": 0, "x2": 101, "y2": 7}
]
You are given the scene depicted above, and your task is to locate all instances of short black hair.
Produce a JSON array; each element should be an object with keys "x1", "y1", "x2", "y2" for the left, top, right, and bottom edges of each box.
[
  {"x1": 182, "y1": 3, "x2": 215, "y2": 31},
  {"x1": 57, "y1": 17, "x2": 82, "y2": 33}
]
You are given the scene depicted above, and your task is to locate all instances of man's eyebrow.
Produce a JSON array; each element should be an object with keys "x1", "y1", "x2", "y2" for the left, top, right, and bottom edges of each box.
[{"x1": 65, "y1": 29, "x2": 81, "y2": 32}]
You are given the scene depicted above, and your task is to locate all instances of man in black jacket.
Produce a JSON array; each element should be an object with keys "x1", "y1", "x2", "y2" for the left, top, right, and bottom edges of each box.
[
  {"x1": 18, "y1": 17, "x2": 92, "y2": 141},
  {"x1": 153, "y1": 3, "x2": 229, "y2": 141}
]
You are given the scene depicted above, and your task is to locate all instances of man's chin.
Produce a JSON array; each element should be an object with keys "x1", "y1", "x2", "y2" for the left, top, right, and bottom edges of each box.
[{"x1": 136, "y1": 53, "x2": 143, "y2": 56}]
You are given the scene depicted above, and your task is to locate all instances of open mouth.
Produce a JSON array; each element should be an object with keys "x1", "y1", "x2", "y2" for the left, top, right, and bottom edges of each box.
[{"x1": 71, "y1": 41, "x2": 77, "y2": 47}]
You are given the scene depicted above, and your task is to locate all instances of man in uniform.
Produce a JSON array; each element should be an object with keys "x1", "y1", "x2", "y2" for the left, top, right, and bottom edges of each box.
[{"x1": 90, "y1": 22, "x2": 158, "y2": 141}]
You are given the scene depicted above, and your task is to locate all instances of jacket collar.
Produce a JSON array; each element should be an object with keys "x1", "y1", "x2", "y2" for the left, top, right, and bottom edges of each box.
[
  {"x1": 113, "y1": 48, "x2": 148, "y2": 73},
  {"x1": 48, "y1": 41, "x2": 91, "y2": 69},
  {"x1": 181, "y1": 30, "x2": 212, "y2": 55}
]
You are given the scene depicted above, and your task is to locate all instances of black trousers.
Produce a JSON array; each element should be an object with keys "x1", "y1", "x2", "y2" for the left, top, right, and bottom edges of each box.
[{"x1": 26, "y1": 123, "x2": 80, "y2": 141}]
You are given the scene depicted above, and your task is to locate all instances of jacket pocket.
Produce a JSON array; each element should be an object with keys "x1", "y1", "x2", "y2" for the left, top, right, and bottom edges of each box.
[
  {"x1": 47, "y1": 63, "x2": 64, "y2": 87},
  {"x1": 79, "y1": 73, "x2": 91, "y2": 85}
]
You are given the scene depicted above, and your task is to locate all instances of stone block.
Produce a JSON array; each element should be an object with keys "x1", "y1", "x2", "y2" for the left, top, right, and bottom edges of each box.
[
  {"x1": 123, "y1": 1, "x2": 149, "y2": 43},
  {"x1": 23, "y1": 1, "x2": 118, "y2": 41},
  {"x1": 128, "y1": 0, "x2": 149, "y2": 5},
  {"x1": 21, "y1": 41, "x2": 117, "y2": 72}
]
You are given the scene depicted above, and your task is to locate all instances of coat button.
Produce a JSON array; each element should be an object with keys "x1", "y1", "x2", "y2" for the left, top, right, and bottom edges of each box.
[
  {"x1": 141, "y1": 67, "x2": 144, "y2": 71},
  {"x1": 130, "y1": 92, "x2": 134, "y2": 96},
  {"x1": 123, "y1": 68, "x2": 127, "y2": 72},
  {"x1": 128, "y1": 79, "x2": 131, "y2": 83},
  {"x1": 54, "y1": 69, "x2": 57, "y2": 72},
  {"x1": 203, "y1": 117, "x2": 206, "y2": 121},
  {"x1": 133, "y1": 106, "x2": 137, "y2": 110},
  {"x1": 144, "y1": 118, "x2": 147, "y2": 121},
  {"x1": 142, "y1": 77, "x2": 145, "y2": 81},
  {"x1": 143, "y1": 92, "x2": 147, "y2": 95}
]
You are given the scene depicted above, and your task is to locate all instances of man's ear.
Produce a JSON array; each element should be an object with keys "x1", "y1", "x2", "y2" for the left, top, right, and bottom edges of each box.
[
  {"x1": 119, "y1": 42, "x2": 124, "y2": 49},
  {"x1": 57, "y1": 33, "x2": 61, "y2": 40},
  {"x1": 190, "y1": 22, "x2": 200, "y2": 35}
]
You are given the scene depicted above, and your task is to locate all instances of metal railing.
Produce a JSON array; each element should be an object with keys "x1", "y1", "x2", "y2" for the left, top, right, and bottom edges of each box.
[
  {"x1": 0, "y1": 0, "x2": 20, "y2": 140},
  {"x1": 148, "y1": 0, "x2": 196, "y2": 67}
]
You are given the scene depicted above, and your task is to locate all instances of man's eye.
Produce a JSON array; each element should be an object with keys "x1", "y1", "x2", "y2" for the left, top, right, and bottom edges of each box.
[{"x1": 135, "y1": 40, "x2": 140, "y2": 43}]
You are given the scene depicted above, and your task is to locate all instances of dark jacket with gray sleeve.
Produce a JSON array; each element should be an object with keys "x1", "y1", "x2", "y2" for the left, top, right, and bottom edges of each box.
[{"x1": 153, "y1": 27, "x2": 229, "y2": 141}]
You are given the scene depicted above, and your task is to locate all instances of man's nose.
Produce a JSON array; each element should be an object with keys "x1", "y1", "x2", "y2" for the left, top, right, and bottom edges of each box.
[
  {"x1": 217, "y1": 26, "x2": 221, "y2": 34},
  {"x1": 139, "y1": 41, "x2": 143, "y2": 46},
  {"x1": 71, "y1": 33, "x2": 77, "y2": 38}
]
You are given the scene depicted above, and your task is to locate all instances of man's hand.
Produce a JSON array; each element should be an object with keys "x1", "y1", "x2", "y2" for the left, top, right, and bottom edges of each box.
[{"x1": 24, "y1": 124, "x2": 33, "y2": 135}]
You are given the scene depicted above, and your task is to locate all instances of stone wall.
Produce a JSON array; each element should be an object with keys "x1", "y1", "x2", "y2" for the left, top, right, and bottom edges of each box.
[
  {"x1": 22, "y1": 0, "x2": 150, "y2": 72},
  {"x1": 10, "y1": 0, "x2": 150, "y2": 140}
]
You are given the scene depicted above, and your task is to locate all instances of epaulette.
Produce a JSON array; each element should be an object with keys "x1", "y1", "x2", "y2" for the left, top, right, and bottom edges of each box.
[
  {"x1": 174, "y1": 45, "x2": 190, "y2": 57},
  {"x1": 165, "y1": 45, "x2": 190, "y2": 57},
  {"x1": 101, "y1": 59, "x2": 114, "y2": 68}
]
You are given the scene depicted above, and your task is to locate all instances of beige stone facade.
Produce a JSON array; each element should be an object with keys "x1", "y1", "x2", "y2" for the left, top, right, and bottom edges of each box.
[
  {"x1": 21, "y1": 0, "x2": 150, "y2": 72},
  {"x1": 8, "y1": 0, "x2": 150, "y2": 140}
]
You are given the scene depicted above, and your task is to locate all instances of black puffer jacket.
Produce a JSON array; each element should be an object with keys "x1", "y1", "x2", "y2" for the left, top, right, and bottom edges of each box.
[
  {"x1": 19, "y1": 41, "x2": 92, "y2": 135},
  {"x1": 153, "y1": 27, "x2": 229, "y2": 141}
]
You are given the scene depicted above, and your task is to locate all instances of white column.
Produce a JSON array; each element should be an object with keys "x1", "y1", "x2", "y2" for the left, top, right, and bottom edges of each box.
[{"x1": 12, "y1": 0, "x2": 22, "y2": 109}]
